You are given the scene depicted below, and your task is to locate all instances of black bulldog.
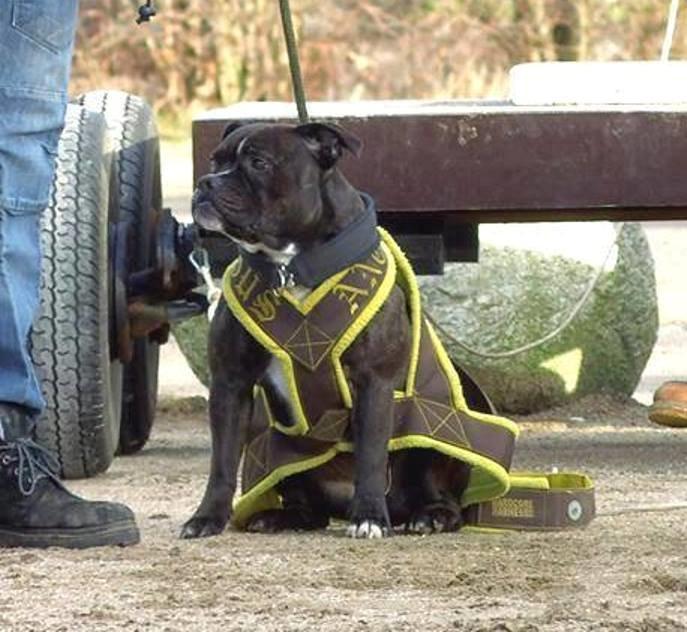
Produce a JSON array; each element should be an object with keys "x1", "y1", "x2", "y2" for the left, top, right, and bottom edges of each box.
[{"x1": 182, "y1": 121, "x2": 475, "y2": 539}]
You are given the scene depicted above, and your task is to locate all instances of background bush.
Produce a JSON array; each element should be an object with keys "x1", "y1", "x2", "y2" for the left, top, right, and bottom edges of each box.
[{"x1": 71, "y1": 1, "x2": 684, "y2": 124}]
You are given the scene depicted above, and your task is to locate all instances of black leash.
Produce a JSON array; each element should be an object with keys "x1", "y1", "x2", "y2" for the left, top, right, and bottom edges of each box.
[{"x1": 278, "y1": 0, "x2": 309, "y2": 123}]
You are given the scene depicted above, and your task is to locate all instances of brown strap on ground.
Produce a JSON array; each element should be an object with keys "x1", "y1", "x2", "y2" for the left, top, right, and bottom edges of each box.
[{"x1": 464, "y1": 472, "x2": 595, "y2": 531}]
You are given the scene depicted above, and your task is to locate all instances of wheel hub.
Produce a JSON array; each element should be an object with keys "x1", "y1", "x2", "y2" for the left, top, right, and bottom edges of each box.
[
  {"x1": 109, "y1": 209, "x2": 204, "y2": 361},
  {"x1": 110, "y1": 220, "x2": 134, "y2": 363}
]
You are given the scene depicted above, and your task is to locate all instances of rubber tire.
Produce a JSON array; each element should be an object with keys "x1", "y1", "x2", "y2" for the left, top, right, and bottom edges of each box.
[
  {"x1": 31, "y1": 105, "x2": 122, "y2": 479},
  {"x1": 78, "y1": 91, "x2": 161, "y2": 455}
]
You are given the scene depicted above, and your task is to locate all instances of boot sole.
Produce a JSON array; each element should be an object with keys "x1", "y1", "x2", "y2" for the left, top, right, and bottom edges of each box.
[
  {"x1": 648, "y1": 400, "x2": 687, "y2": 428},
  {"x1": 0, "y1": 519, "x2": 140, "y2": 549}
]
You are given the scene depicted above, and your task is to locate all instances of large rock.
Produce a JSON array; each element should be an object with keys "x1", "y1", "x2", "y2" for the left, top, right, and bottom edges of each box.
[
  {"x1": 173, "y1": 315, "x2": 211, "y2": 388},
  {"x1": 173, "y1": 222, "x2": 658, "y2": 414},
  {"x1": 418, "y1": 222, "x2": 658, "y2": 413}
]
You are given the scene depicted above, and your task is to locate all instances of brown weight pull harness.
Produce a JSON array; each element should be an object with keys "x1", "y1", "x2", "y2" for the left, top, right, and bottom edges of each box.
[{"x1": 222, "y1": 226, "x2": 594, "y2": 532}]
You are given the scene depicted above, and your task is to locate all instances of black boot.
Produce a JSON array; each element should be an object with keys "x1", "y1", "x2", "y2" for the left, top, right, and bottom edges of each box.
[{"x1": 0, "y1": 405, "x2": 140, "y2": 549}]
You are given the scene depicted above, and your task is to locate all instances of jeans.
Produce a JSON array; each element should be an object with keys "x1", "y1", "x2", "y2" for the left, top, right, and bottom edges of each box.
[{"x1": 0, "y1": 1, "x2": 79, "y2": 415}]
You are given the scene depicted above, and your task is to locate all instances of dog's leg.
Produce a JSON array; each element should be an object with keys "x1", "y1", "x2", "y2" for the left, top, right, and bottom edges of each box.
[
  {"x1": 343, "y1": 288, "x2": 410, "y2": 539},
  {"x1": 346, "y1": 377, "x2": 395, "y2": 539},
  {"x1": 180, "y1": 380, "x2": 251, "y2": 538},
  {"x1": 406, "y1": 454, "x2": 470, "y2": 534},
  {"x1": 181, "y1": 303, "x2": 268, "y2": 539}
]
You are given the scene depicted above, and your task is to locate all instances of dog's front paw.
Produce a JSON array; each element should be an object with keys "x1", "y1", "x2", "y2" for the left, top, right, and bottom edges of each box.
[
  {"x1": 180, "y1": 514, "x2": 228, "y2": 539},
  {"x1": 348, "y1": 495, "x2": 391, "y2": 539},
  {"x1": 346, "y1": 519, "x2": 389, "y2": 539}
]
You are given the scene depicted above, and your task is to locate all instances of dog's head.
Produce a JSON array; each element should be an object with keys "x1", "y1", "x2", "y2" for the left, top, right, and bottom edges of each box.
[{"x1": 192, "y1": 121, "x2": 363, "y2": 253}]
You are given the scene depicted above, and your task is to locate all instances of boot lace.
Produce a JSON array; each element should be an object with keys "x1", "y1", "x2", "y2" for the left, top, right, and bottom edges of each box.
[{"x1": 0, "y1": 439, "x2": 63, "y2": 496}]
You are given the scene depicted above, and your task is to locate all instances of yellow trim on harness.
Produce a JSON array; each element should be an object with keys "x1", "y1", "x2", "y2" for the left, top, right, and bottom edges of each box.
[
  {"x1": 223, "y1": 241, "x2": 397, "y2": 428},
  {"x1": 425, "y1": 320, "x2": 520, "y2": 437},
  {"x1": 380, "y1": 227, "x2": 519, "y2": 439},
  {"x1": 280, "y1": 268, "x2": 349, "y2": 314},
  {"x1": 232, "y1": 434, "x2": 513, "y2": 528},
  {"x1": 330, "y1": 241, "x2": 397, "y2": 408},
  {"x1": 227, "y1": 230, "x2": 523, "y2": 529},
  {"x1": 378, "y1": 228, "x2": 422, "y2": 397},
  {"x1": 232, "y1": 447, "x2": 340, "y2": 528},
  {"x1": 410, "y1": 253, "x2": 520, "y2": 500},
  {"x1": 223, "y1": 260, "x2": 309, "y2": 436}
]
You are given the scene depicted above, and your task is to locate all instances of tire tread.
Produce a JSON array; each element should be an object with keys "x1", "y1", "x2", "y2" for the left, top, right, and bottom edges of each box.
[{"x1": 31, "y1": 105, "x2": 116, "y2": 478}]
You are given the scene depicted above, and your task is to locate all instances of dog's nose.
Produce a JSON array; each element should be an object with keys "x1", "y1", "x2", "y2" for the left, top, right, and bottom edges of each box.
[{"x1": 196, "y1": 174, "x2": 215, "y2": 193}]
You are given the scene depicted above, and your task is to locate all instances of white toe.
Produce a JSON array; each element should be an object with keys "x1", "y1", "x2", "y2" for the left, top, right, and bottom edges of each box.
[
  {"x1": 346, "y1": 520, "x2": 385, "y2": 539},
  {"x1": 368, "y1": 523, "x2": 383, "y2": 539}
]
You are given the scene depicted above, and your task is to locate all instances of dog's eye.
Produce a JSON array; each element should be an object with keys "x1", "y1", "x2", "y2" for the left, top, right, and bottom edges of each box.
[{"x1": 249, "y1": 157, "x2": 269, "y2": 172}]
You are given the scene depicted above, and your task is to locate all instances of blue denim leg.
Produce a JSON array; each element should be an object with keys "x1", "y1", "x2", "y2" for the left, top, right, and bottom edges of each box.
[
  {"x1": 0, "y1": 204, "x2": 44, "y2": 412},
  {"x1": 0, "y1": 0, "x2": 79, "y2": 415}
]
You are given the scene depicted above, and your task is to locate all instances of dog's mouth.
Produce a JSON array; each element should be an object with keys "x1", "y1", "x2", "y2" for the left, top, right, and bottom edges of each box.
[
  {"x1": 192, "y1": 197, "x2": 297, "y2": 254},
  {"x1": 191, "y1": 189, "x2": 312, "y2": 254},
  {"x1": 191, "y1": 194, "x2": 259, "y2": 241}
]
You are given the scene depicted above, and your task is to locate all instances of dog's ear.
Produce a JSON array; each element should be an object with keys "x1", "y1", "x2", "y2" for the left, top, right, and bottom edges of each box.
[
  {"x1": 295, "y1": 122, "x2": 363, "y2": 169},
  {"x1": 221, "y1": 121, "x2": 252, "y2": 140}
]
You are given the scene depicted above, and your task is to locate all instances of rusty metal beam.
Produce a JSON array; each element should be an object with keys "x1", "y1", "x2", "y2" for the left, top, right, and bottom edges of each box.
[{"x1": 192, "y1": 101, "x2": 687, "y2": 222}]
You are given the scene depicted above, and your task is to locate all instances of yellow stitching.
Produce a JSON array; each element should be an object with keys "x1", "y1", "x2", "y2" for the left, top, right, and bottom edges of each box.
[
  {"x1": 223, "y1": 265, "x2": 310, "y2": 436},
  {"x1": 379, "y1": 228, "x2": 421, "y2": 396},
  {"x1": 425, "y1": 320, "x2": 521, "y2": 437},
  {"x1": 283, "y1": 321, "x2": 334, "y2": 370},
  {"x1": 330, "y1": 241, "x2": 397, "y2": 408}
]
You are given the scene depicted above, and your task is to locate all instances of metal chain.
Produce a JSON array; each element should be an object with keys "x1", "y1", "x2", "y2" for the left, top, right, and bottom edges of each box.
[
  {"x1": 423, "y1": 223, "x2": 625, "y2": 360},
  {"x1": 188, "y1": 249, "x2": 222, "y2": 322}
]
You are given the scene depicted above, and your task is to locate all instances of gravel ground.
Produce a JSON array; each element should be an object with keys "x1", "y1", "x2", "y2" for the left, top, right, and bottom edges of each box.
[{"x1": 3, "y1": 402, "x2": 687, "y2": 632}]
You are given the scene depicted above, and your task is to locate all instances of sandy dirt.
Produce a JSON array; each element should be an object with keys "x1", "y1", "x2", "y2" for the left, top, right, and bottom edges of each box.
[
  {"x1": 3, "y1": 142, "x2": 687, "y2": 632},
  {"x1": 3, "y1": 398, "x2": 687, "y2": 632}
]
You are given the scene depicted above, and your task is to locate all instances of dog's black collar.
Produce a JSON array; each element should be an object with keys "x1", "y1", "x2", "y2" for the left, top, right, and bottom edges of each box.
[{"x1": 239, "y1": 192, "x2": 380, "y2": 290}]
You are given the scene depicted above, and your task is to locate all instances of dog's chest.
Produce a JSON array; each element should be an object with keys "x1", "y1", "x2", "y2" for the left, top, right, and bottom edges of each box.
[
  {"x1": 263, "y1": 285, "x2": 312, "y2": 395},
  {"x1": 264, "y1": 357, "x2": 290, "y2": 402},
  {"x1": 260, "y1": 284, "x2": 312, "y2": 427}
]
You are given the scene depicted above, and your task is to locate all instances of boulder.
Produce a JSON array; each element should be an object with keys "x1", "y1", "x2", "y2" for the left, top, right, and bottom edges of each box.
[
  {"x1": 173, "y1": 315, "x2": 211, "y2": 388},
  {"x1": 418, "y1": 222, "x2": 658, "y2": 413},
  {"x1": 172, "y1": 221, "x2": 658, "y2": 414}
]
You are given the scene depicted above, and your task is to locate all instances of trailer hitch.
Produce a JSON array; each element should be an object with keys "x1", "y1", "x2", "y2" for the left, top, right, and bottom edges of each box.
[{"x1": 110, "y1": 208, "x2": 207, "y2": 362}]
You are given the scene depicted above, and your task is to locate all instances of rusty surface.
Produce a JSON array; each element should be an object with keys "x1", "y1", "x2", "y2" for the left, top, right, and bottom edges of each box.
[
  {"x1": 112, "y1": 220, "x2": 134, "y2": 363},
  {"x1": 192, "y1": 101, "x2": 687, "y2": 222},
  {"x1": 128, "y1": 301, "x2": 168, "y2": 339},
  {"x1": 124, "y1": 211, "x2": 201, "y2": 336}
]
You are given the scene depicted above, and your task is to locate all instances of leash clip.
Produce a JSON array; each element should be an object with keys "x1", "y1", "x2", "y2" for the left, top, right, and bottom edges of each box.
[
  {"x1": 276, "y1": 264, "x2": 296, "y2": 292},
  {"x1": 189, "y1": 248, "x2": 222, "y2": 321},
  {"x1": 136, "y1": 1, "x2": 157, "y2": 24}
]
